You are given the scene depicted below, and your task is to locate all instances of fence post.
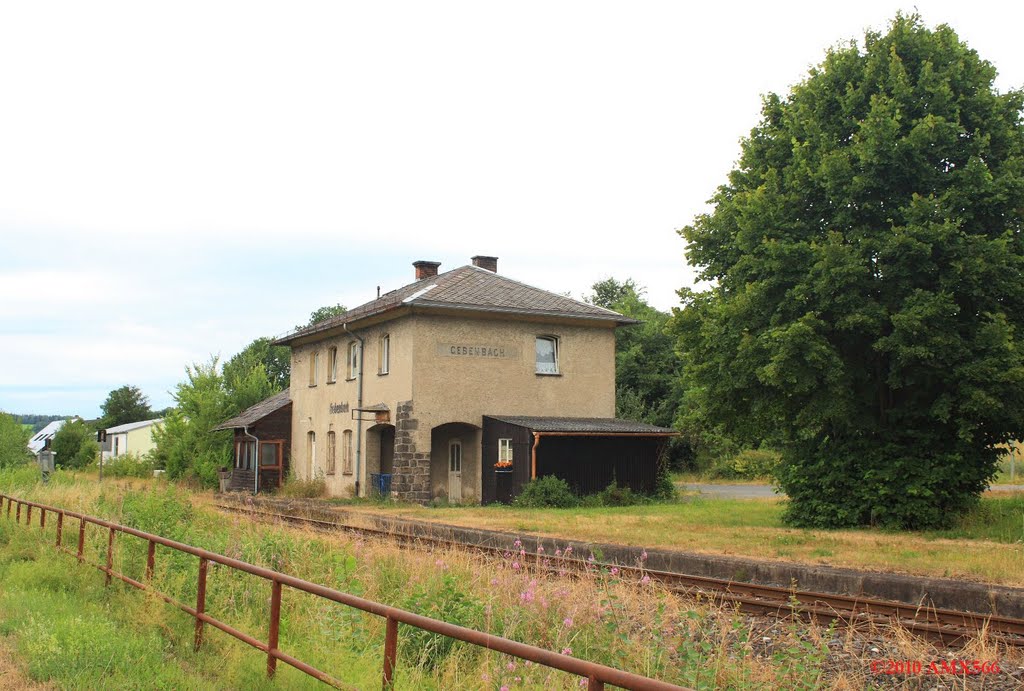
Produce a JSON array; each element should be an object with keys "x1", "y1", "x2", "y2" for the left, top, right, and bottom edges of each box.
[
  {"x1": 16, "y1": 502, "x2": 22, "y2": 524},
  {"x1": 77, "y1": 519, "x2": 86, "y2": 562},
  {"x1": 587, "y1": 675, "x2": 605, "y2": 691},
  {"x1": 146, "y1": 540, "x2": 156, "y2": 581},
  {"x1": 195, "y1": 558, "x2": 208, "y2": 651},
  {"x1": 5, "y1": 497, "x2": 10, "y2": 518},
  {"x1": 40, "y1": 508, "x2": 46, "y2": 530},
  {"x1": 267, "y1": 579, "x2": 282, "y2": 678},
  {"x1": 26, "y1": 504, "x2": 31, "y2": 525},
  {"x1": 382, "y1": 616, "x2": 398, "y2": 689},
  {"x1": 105, "y1": 527, "x2": 116, "y2": 586},
  {"x1": 56, "y1": 512, "x2": 64, "y2": 548}
]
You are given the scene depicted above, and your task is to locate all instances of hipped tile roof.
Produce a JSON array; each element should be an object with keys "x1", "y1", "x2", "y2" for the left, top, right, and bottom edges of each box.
[{"x1": 274, "y1": 265, "x2": 634, "y2": 345}]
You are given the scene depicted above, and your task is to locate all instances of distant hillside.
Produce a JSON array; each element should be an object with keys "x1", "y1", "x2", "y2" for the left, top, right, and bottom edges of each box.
[{"x1": 14, "y1": 414, "x2": 70, "y2": 433}]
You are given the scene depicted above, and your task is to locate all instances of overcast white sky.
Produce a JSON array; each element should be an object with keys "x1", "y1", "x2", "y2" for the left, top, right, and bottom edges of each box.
[{"x1": 2, "y1": 1, "x2": 1022, "y2": 418}]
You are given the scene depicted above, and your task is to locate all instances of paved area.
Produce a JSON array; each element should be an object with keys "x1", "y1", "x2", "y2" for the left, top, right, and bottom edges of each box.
[
  {"x1": 682, "y1": 483, "x2": 1024, "y2": 499},
  {"x1": 682, "y1": 483, "x2": 779, "y2": 498}
]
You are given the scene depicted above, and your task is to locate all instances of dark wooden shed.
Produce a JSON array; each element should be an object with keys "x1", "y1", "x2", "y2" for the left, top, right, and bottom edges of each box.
[
  {"x1": 481, "y1": 416, "x2": 676, "y2": 504},
  {"x1": 213, "y1": 389, "x2": 292, "y2": 493}
]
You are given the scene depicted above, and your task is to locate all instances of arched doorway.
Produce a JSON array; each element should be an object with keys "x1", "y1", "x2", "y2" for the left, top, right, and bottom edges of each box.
[{"x1": 430, "y1": 422, "x2": 480, "y2": 503}]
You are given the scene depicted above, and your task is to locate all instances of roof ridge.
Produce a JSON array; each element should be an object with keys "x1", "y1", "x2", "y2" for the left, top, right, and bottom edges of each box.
[{"x1": 459, "y1": 265, "x2": 623, "y2": 316}]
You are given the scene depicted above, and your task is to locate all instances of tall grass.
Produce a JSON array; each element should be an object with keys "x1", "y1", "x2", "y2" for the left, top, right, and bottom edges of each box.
[
  {"x1": 0, "y1": 469, "x2": 922, "y2": 690},
  {"x1": 1, "y1": 468, "x2": 1022, "y2": 689}
]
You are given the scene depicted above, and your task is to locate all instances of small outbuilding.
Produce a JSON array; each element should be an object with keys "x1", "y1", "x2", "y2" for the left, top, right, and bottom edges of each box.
[
  {"x1": 213, "y1": 389, "x2": 292, "y2": 493},
  {"x1": 481, "y1": 416, "x2": 676, "y2": 504}
]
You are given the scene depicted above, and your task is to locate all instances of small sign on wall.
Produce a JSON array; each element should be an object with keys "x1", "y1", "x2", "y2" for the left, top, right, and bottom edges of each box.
[
  {"x1": 329, "y1": 402, "x2": 349, "y2": 414},
  {"x1": 437, "y1": 343, "x2": 521, "y2": 360}
]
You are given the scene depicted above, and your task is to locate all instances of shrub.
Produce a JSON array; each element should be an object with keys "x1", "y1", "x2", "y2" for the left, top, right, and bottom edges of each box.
[
  {"x1": 707, "y1": 449, "x2": 780, "y2": 480},
  {"x1": 276, "y1": 470, "x2": 327, "y2": 498},
  {"x1": 512, "y1": 476, "x2": 579, "y2": 508},
  {"x1": 50, "y1": 419, "x2": 94, "y2": 470},
  {"x1": 586, "y1": 481, "x2": 647, "y2": 507},
  {"x1": 653, "y1": 460, "x2": 677, "y2": 500},
  {"x1": 102, "y1": 452, "x2": 154, "y2": 479}
]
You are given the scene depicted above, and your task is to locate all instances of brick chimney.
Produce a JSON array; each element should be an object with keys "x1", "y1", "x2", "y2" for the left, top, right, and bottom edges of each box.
[
  {"x1": 471, "y1": 255, "x2": 498, "y2": 273},
  {"x1": 413, "y1": 260, "x2": 441, "y2": 280}
]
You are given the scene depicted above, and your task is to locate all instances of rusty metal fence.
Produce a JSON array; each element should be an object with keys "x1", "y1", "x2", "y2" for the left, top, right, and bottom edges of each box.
[{"x1": 0, "y1": 493, "x2": 684, "y2": 690}]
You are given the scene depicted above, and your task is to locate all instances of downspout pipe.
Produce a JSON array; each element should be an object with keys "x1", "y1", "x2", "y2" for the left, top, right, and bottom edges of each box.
[
  {"x1": 242, "y1": 425, "x2": 259, "y2": 495},
  {"x1": 343, "y1": 323, "x2": 365, "y2": 497}
]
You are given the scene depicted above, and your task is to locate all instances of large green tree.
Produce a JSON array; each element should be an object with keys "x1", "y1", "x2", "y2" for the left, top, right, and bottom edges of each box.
[
  {"x1": 222, "y1": 337, "x2": 290, "y2": 393},
  {"x1": 589, "y1": 279, "x2": 691, "y2": 469},
  {"x1": 151, "y1": 358, "x2": 233, "y2": 487},
  {"x1": 100, "y1": 385, "x2": 154, "y2": 428},
  {"x1": 673, "y1": 15, "x2": 1024, "y2": 529}
]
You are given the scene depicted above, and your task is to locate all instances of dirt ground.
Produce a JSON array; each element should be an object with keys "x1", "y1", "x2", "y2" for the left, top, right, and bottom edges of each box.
[{"x1": 0, "y1": 638, "x2": 50, "y2": 690}]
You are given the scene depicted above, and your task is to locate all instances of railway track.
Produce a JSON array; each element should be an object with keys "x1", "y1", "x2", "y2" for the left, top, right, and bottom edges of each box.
[{"x1": 213, "y1": 501, "x2": 1024, "y2": 648}]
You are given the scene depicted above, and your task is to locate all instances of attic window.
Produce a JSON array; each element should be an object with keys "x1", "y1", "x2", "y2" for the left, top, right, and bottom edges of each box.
[{"x1": 535, "y1": 336, "x2": 559, "y2": 375}]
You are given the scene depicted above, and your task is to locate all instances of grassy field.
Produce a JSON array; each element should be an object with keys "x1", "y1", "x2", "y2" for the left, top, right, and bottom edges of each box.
[
  {"x1": 2, "y1": 468, "x2": 1022, "y2": 689},
  {"x1": 0, "y1": 467, "x2": 838, "y2": 690},
  {"x1": 338, "y1": 492, "x2": 1024, "y2": 586}
]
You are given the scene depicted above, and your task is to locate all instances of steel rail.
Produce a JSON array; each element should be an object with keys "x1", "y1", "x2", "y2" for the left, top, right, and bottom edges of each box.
[
  {"x1": 0, "y1": 493, "x2": 685, "y2": 691},
  {"x1": 210, "y1": 499, "x2": 1024, "y2": 648}
]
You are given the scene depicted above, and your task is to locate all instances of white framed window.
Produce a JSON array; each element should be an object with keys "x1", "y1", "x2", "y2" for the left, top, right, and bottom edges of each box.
[
  {"x1": 326, "y1": 431, "x2": 336, "y2": 475},
  {"x1": 342, "y1": 430, "x2": 353, "y2": 475},
  {"x1": 327, "y1": 347, "x2": 338, "y2": 384},
  {"x1": 497, "y1": 438, "x2": 513, "y2": 471},
  {"x1": 309, "y1": 351, "x2": 321, "y2": 386},
  {"x1": 535, "y1": 336, "x2": 559, "y2": 375},
  {"x1": 379, "y1": 334, "x2": 390, "y2": 375},
  {"x1": 346, "y1": 341, "x2": 360, "y2": 380}
]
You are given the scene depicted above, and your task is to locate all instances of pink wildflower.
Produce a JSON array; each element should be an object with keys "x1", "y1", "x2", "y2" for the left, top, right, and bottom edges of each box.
[
  {"x1": 641, "y1": 575, "x2": 651, "y2": 585},
  {"x1": 555, "y1": 549, "x2": 562, "y2": 557},
  {"x1": 564, "y1": 546, "x2": 573, "y2": 554},
  {"x1": 537, "y1": 545, "x2": 544, "y2": 553},
  {"x1": 640, "y1": 550, "x2": 648, "y2": 561},
  {"x1": 506, "y1": 661, "x2": 517, "y2": 671},
  {"x1": 513, "y1": 539, "x2": 522, "y2": 548},
  {"x1": 561, "y1": 647, "x2": 573, "y2": 656},
  {"x1": 579, "y1": 677, "x2": 589, "y2": 687},
  {"x1": 512, "y1": 561, "x2": 520, "y2": 570},
  {"x1": 490, "y1": 578, "x2": 499, "y2": 586},
  {"x1": 587, "y1": 555, "x2": 595, "y2": 563},
  {"x1": 610, "y1": 567, "x2": 619, "y2": 576},
  {"x1": 501, "y1": 686, "x2": 510, "y2": 691},
  {"x1": 563, "y1": 617, "x2": 574, "y2": 628},
  {"x1": 482, "y1": 673, "x2": 490, "y2": 682}
]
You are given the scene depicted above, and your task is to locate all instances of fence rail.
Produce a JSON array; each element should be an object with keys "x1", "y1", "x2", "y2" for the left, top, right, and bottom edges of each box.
[{"x1": 0, "y1": 493, "x2": 684, "y2": 690}]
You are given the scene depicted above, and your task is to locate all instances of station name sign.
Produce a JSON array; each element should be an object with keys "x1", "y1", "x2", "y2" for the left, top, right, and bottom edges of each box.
[
  {"x1": 438, "y1": 343, "x2": 520, "y2": 359},
  {"x1": 329, "y1": 402, "x2": 349, "y2": 414}
]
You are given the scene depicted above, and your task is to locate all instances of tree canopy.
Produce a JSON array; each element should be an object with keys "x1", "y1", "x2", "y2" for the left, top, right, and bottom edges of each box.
[
  {"x1": 672, "y1": 15, "x2": 1024, "y2": 528},
  {"x1": 589, "y1": 279, "x2": 691, "y2": 469},
  {"x1": 100, "y1": 385, "x2": 154, "y2": 428},
  {"x1": 0, "y1": 412, "x2": 32, "y2": 468},
  {"x1": 51, "y1": 418, "x2": 98, "y2": 469},
  {"x1": 297, "y1": 303, "x2": 347, "y2": 331}
]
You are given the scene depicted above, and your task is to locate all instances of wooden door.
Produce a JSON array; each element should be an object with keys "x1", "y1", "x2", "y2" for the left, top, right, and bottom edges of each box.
[{"x1": 448, "y1": 440, "x2": 463, "y2": 503}]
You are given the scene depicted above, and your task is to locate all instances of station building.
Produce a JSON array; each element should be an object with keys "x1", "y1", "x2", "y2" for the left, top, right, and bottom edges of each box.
[{"x1": 221, "y1": 257, "x2": 674, "y2": 502}]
